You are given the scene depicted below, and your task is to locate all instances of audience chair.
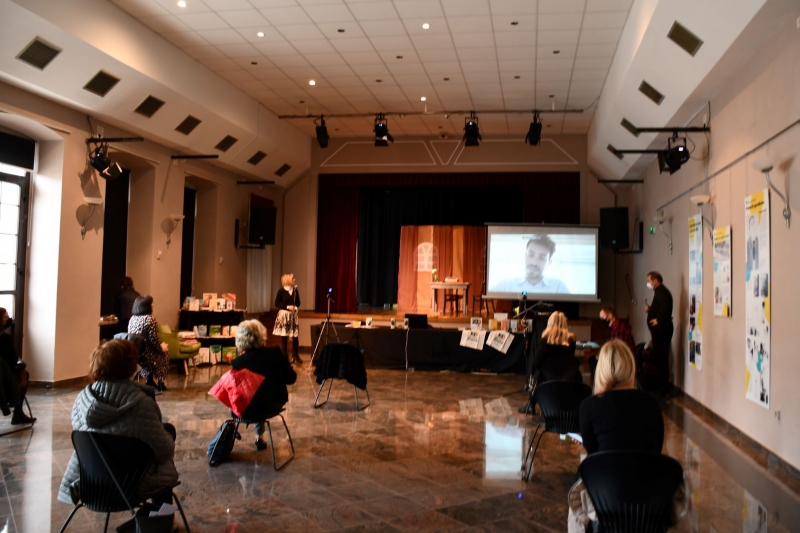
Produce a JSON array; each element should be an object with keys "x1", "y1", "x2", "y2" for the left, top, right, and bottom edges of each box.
[
  {"x1": 232, "y1": 409, "x2": 295, "y2": 471},
  {"x1": 471, "y1": 281, "x2": 494, "y2": 316},
  {"x1": 113, "y1": 333, "x2": 146, "y2": 382},
  {"x1": 578, "y1": 450, "x2": 684, "y2": 533},
  {"x1": 59, "y1": 431, "x2": 190, "y2": 533},
  {"x1": 522, "y1": 380, "x2": 591, "y2": 480},
  {"x1": 0, "y1": 359, "x2": 35, "y2": 437},
  {"x1": 313, "y1": 343, "x2": 370, "y2": 411},
  {"x1": 443, "y1": 289, "x2": 463, "y2": 316}
]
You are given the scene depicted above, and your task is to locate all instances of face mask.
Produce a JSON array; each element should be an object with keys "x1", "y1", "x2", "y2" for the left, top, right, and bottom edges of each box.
[{"x1": 647, "y1": 282, "x2": 654, "y2": 290}]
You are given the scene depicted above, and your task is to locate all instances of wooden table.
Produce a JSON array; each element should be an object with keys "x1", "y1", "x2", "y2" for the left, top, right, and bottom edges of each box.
[{"x1": 430, "y1": 282, "x2": 470, "y2": 316}]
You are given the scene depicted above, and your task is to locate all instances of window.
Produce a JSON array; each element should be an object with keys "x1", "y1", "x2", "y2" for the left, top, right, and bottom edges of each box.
[{"x1": 0, "y1": 169, "x2": 30, "y2": 355}]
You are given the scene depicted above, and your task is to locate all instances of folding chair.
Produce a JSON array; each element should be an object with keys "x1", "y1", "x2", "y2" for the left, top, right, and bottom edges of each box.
[{"x1": 232, "y1": 409, "x2": 295, "y2": 471}]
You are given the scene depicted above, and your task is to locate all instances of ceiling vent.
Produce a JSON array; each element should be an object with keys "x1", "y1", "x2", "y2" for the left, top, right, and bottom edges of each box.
[
  {"x1": 175, "y1": 115, "x2": 201, "y2": 135},
  {"x1": 620, "y1": 118, "x2": 640, "y2": 137},
  {"x1": 134, "y1": 96, "x2": 165, "y2": 118},
  {"x1": 274, "y1": 164, "x2": 292, "y2": 177},
  {"x1": 638, "y1": 81, "x2": 664, "y2": 105},
  {"x1": 83, "y1": 71, "x2": 120, "y2": 97},
  {"x1": 215, "y1": 135, "x2": 238, "y2": 152},
  {"x1": 247, "y1": 151, "x2": 267, "y2": 165},
  {"x1": 16, "y1": 38, "x2": 61, "y2": 70},
  {"x1": 667, "y1": 22, "x2": 703, "y2": 57},
  {"x1": 607, "y1": 144, "x2": 623, "y2": 160}
]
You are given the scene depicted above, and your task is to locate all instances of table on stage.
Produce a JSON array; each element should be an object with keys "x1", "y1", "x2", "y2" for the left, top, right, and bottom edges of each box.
[
  {"x1": 310, "y1": 324, "x2": 526, "y2": 374},
  {"x1": 430, "y1": 282, "x2": 470, "y2": 316}
]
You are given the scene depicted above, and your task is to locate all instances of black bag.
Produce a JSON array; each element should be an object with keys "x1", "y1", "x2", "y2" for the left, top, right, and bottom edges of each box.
[{"x1": 207, "y1": 419, "x2": 240, "y2": 466}]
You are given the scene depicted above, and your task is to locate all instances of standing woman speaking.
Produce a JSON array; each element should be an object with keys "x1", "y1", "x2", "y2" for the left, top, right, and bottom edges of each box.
[{"x1": 274, "y1": 273, "x2": 301, "y2": 365}]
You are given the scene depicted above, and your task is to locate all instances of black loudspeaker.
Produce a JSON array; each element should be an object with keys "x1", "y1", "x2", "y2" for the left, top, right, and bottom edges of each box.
[
  {"x1": 600, "y1": 207, "x2": 629, "y2": 250},
  {"x1": 248, "y1": 206, "x2": 276, "y2": 245}
]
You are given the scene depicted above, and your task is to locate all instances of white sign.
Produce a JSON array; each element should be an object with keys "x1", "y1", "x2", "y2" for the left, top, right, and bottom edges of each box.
[
  {"x1": 688, "y1": 214, "x2": 703, "y2": 370},
  {"x1": 744, "y1": 189, "x2": 770, "y2": 409},
  {"x1": 713, "y1": 226, "x2": 732, "y2": 317}
]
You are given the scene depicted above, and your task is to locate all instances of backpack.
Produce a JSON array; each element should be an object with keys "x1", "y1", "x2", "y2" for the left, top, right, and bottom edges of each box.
[{"x1": 207, "y1": 419, "x2": 241, "y2": 466}]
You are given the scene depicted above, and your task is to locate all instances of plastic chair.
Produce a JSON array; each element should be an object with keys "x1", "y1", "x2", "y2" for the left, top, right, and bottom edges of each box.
[
  {"x1": 59, "y1": 431, "x2": 190, "y2": 533},
  {"x1": 522, "y1": 380, "x2": 591, "y2": 480},
  {"x1": 578, "y1": 450, "x2": 684, "y2": 533},
  {"x1": 232, "y1": 409, "x2": 295, "y2": 471},
  {"x1": 313, "y1": 343, "x2": 370, "y2": 411}
]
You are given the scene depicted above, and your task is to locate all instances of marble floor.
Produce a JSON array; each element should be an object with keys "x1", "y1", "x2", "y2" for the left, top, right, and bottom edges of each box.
[{"x1": 0, "y1": 365, "x2": 798, "y2": 533}]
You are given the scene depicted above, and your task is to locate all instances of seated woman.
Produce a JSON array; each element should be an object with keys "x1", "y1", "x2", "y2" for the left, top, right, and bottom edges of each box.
[
  {"x1": 0, "y1": 307, "x2": 35, "y2": 424},
  {"x1": 530, "y1": 311, "x2": 581, "y2": 384},
  {"x1": 231, "y1": 319, "x2": 297, "y2": 451},
  {"x1": 58, "y1": 340, "x2": 179, "y2": 509},
  {"x1": 568, "y1": 339, "x2": 665, "y2": 533},
  {"x1": 128, "y1": 295, "x2": 170, "y2": 392}
]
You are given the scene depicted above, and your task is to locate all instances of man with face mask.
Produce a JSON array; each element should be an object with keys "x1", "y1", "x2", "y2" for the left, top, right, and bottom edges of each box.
[
  {"x1": 591, "y1": 307, "x2": 635, "y2": 379},
  {"x1": 644, "y1": 271, "x2": 673, "y2": 394}
]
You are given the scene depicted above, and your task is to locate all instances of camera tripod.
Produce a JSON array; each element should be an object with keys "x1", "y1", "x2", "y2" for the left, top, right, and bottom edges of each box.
[{"x1": 307, "y1": 292, "x2": 339, "y2": 372}]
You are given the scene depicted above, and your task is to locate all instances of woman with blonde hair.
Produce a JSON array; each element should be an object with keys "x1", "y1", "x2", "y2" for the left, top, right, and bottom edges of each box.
[
  {"x1": 529, "y1": 311, "x2": 580, "y2": 384},
  {"x1": 273, "y1": 273, "x2": 301, "y2": 365},
  {"x1": 579, "y1": 339, "x2": 663, "y2": 455}
]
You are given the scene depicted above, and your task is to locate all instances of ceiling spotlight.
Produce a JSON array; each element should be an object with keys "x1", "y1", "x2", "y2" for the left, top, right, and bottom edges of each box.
[
  {"x1": 420, "y1": 96, "x2": 427, "y2": 101},
  {"x1": 89, "y1": 144, "x2": 122, "y2": 180},
  {"x1": 177, "y1": 0, "x2": 186, "y2": 7},
  {"x1": 374, "y1": 113, "x2": 394, "y2": 147},
  {"x1": 525, "y1": 111, "x2": 542, "y2": 146},
  {"x1": 658, "y1": 133, "x2": 690, "y2": 174},
  {"x1": 463, "y1": 111, "x2": 481, "y2": 147},
  {"x1": 257, "y1": 31, "x2": 265, "y2": 37},
  {"x1": 315, "y1": 115, "x2": 329, "y2": 149},
  {"x1": 422, "y1": 23, "x2": 430, "y2": 29},
  {"x1": 309, "y1": 80, "x2": 316, "y2": 86}
]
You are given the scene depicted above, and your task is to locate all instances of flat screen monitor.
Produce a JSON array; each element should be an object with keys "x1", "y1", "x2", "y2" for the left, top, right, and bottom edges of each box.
[
  {"x1": 405, "y1": 313, "x2": 428, "y2": 329},
  {"x1": 485, "y1": 224, "x2": 599, "y2": 302}
]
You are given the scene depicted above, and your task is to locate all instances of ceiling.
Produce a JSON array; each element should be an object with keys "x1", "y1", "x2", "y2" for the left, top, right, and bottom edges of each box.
[{"x1": 110, "y1": 0, "x2": 634, "y2": 138}]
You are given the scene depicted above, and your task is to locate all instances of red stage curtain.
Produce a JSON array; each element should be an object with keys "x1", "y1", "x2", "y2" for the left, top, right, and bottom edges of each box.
[
  {"x1": 432, "y1": 226, "x2": 453, "y2": 311},
  {"x1": 315, "y1": 183, "x2": 359, "y2": 312},
  {"x1": 462, "y1": 227, "x2": 487, "y2": 312},
  {"x1": 397, "y1": 226, "x2": 418, "y2": 312}
]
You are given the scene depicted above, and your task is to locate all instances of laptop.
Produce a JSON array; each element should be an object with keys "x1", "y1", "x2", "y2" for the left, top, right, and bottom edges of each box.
[{"x1": 404, "y1": 313, "x2": 428, "y2": 329}]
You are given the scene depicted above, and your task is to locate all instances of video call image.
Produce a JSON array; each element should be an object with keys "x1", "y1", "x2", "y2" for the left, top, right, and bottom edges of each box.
[{"x1": 486, "y1": 227, "x2": 598, "y2": 302}]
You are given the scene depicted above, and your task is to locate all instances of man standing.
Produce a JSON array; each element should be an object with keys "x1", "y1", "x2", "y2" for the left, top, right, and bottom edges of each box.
[
  {"x1": 592, "y1": 307, "x2": 635, "y2": 378},
  {"x1": 491, "y1": 235, "x2": 570, "y2": 294},
  {"x1": 644, "y1": 271, "x2": 673, "y2": 394},
  {"x1": 115, "y1": 276, "x2": 140, "y2": 332}
]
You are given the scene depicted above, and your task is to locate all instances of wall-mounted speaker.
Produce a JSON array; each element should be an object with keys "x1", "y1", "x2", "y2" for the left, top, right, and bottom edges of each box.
[{"x1": 600, "y1": 207, "x2": 629, "y2": 250}]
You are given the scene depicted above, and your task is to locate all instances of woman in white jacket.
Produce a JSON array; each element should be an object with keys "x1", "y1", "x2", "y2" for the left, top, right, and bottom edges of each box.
[{"x1": 58, "y1": 339, "x2": 179, "y2": 507}]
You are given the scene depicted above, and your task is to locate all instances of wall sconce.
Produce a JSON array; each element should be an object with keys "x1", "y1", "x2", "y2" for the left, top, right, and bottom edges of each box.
[
  {"x1": 165, "y1": 214, "x2": 185, "y2": 248},
  {"x1": 653, "y1": 212, "x2": 672, "y2": 254},
  {"x1": 81, "y1": 197, "x2": 103, "y2": 240},
  {"x1": 690, "y1": 194, "x2": 714, "y2": 239},
  {"x1": 752, "y1": 156, "x2": 790, "y2": 227}
]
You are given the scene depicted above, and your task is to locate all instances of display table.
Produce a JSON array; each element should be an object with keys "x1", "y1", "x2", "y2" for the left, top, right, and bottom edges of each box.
[
  {"x1": 310, "y1": 324, "x2": 525, "y2": 373},
  {"x1": 196, "y1": 336, "x2": 236, "y2": 348},
  {"x1": 178, "y1": 310, "x2": 244, "y2": 330},
  {"x1": 430, "y1": 282, "x2": 470, "y2": 316}
]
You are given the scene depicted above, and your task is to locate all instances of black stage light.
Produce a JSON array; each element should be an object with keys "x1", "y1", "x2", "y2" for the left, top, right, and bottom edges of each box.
[
  {"x1": 89, "y1": 144, "x2": 122, "y2": 180},
  {"x1": 525, "y1": 112, "x2": 542, "y2": 145},
  {"x1": 374, "y1": 113, "x2": 394, "y2": 146},
  {"x1": 315, "y1": 115, "x2": 329, "y2": 148},
  {"x1": 463, "y1": 111, "x2": 481, "y2": 146},
  {"x1": 658, "y1": 134, "x2": 690, "y2": 174}
]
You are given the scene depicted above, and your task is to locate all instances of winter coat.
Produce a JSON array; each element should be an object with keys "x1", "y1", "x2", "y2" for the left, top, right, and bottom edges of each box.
[
  {"x1": 57, "y1": 380, "x2": 178, "y2": 505},
  {"x1": 231, "y1": 346, "x2": 297, "y2": 419}
]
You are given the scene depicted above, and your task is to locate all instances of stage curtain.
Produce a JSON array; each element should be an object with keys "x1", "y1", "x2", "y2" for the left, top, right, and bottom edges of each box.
[
  {"x1": 315, "y1": 182, "x2": 359, "y2": 312},
  {"x1": 462, "y1": 226, "x2": 487, "y2": 312},
  {"x1": 397, "y1": 226, "x2": 419, "y2": 312},
  {"x1": 433, "y1": 226, "x2": 454, "y2": 312}
]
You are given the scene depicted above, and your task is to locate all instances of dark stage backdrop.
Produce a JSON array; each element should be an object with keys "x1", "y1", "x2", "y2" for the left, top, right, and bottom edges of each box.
[{"x1": 316, "y1": 173, "x2": 580, "y2": 313}]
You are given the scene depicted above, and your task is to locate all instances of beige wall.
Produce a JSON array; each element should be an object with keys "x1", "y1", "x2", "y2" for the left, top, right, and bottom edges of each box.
[{"x1": 624, "y1": 12, "x2": 800, "y2": 470}]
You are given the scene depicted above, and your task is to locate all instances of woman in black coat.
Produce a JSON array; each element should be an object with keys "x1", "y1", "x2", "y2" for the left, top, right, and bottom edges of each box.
[
  {"x1": 530, "y1": 311, "x2": 581, "y2": 383},
  {"x1": 273, "y1": 273, "x2": 301, "y2": 365},
  {"x1": 232, "y1": 319, "x2": 297, "y2": 451},
  {"x1": 0, "y1": 307, "x2": 34, "y2": 424}
]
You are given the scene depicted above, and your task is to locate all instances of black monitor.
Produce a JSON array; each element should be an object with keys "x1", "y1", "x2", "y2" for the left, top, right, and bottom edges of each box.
[{"x1": 405, "y1": 313, "x2": 428, "y2": 329}]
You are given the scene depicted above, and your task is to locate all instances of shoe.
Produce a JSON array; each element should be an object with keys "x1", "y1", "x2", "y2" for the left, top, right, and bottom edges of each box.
[
  {"x1": 157, "y1": 381, "x2": 168, "y2": 392},
  {"x1": 11, "y1": 412, "x2": 36, "y2": 425},
  {"x1": 255, "y1": 438, "x2": 267, "y2": 451},
  {"x1": 291, "y1": 356, "x2": 303, "y2": 365},
  {"x1": 517, "y1": 402, "x2": 534, "y2": 415}
]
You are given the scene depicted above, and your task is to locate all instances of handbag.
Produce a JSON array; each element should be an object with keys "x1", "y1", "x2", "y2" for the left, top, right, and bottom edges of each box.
[{"x1": 207, "y1": 419, "x2": 241, "y2": 466}]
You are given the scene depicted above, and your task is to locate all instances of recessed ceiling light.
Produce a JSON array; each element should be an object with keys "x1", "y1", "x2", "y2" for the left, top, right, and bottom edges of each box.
[
  {"x1": 251, "y1": 61, "x2": 257, "y2": 65},
  {"x1": 309, "y1": 80, "x2": 316, "y2": 86},
  {"x1": 376, "y1": 79, "x2": 382, "y2": 83},
  {"x1": 553, "y1": 50, "x2": 560, "y2": 54},
  {"x1": 546, "y1": 124, "x2": 551, "y2": 128},
  {"x1": 177, "y1": 0, "x2": 186, "y2": 7},
  {"x1": 510, "y1": 21, "x2": 518, "y2": 26},
  {"x1": 299, "y1": 100, "x2": 305, "y2": 103},
  {"x1": 396, "y1": 55, "x2": 403, "y2": 59},
  {"x1": 420, "y1": 96, "x2": 426, "y2": 101},
  {"x1": 422, "y1": 23, "x2": 430, "y2": 29},
  {"x1": 438, "y1": 126, "x2": 443, "y2": 129},
  {"x1": 257, "y1": 31, "x2": 264, "y2": 37},
  {"x1": 514, "y1": 75, "x2": 521, "y2": 79},
  {"x1": 549, "y1": 94, "x2": 555, "y2": 98},
  {"x1": 337, "y1": 28, "x2": 345, "y2": 33},
  {"x1": 443, "y1": 77, "x2": 450, "y2": 81},
  {"x1": 335, "y1": 128, "x2": 339, "y2": 131}
]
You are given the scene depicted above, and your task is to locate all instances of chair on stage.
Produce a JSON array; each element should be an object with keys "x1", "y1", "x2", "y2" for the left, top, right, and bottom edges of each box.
[
  {"x1": 313, "y1": 343, "x2": 370, "y2": 411},
  {"x1": 522, "y1": 380, "x2": 591, "y2": 480},
  {"x1": 471, "y1": 281, "x2": 494, "y2": 317},
  {"x1": 232, "y1": 410, "x2": 295, "y2": 471},
  {"x1": 577, "y1": 450, "x2": 685, "y2": 533}
]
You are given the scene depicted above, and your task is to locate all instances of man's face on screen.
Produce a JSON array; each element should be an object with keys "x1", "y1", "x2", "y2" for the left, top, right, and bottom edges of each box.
[{"x1": 525, "y1": 242, "x2": 551, "y2": 284}]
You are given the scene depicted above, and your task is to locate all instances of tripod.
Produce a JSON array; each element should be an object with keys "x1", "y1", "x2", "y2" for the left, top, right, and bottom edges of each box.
[{"x1": 307, "y1": 293, "x2": 339, "y2": 372}]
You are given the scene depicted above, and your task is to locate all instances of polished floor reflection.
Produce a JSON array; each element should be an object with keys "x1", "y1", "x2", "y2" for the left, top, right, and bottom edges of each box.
[{"x1": 0, "y1": 365, "x2": 798, "y2": 532}]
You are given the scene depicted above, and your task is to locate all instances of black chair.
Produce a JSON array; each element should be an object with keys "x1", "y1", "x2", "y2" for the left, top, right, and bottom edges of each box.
[
  {"x1": 59, "y1": 431, "x2": 190, "y2": 533},
  {"x1": 578, "y1": 450, "x2": 684, "y2": 533},
  {"x1": 443, "y1": 289, "x2": 463, "y2": 316},
  {"x1": 313, "y1": 343, "x2": 370, "y2": 411},
  {"x1": 232, "y1": 409, "x2": 295, "y2": 471},
  {"x1": 471, "y1": 281, "x2": 494, "y2": 316},
  {"x1": 522, "y1": 380, "x2": 591, "y2": 480}
]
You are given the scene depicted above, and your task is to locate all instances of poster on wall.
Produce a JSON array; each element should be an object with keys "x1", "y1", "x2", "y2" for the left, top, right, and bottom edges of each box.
[
  {"x1": 745, "y1": 189, "x2": 770, "y2": 409},
  {"x1": 714, "y1": 226, "x2": 732, "y2": 317},
  {"x1": 688, "y1": 214, "x2": 703, "y2": 370},
  {"x1": 743, "y1": 489, "x2": 769, "y2": 533}
]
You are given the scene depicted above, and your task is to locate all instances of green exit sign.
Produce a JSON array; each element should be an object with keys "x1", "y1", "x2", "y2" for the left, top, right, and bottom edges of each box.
[{"x1": 649, "y1": 226, "x2": 656, "y2": 234}]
